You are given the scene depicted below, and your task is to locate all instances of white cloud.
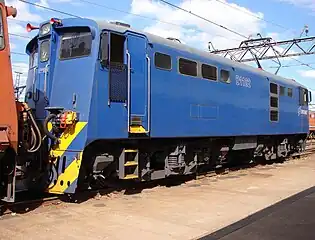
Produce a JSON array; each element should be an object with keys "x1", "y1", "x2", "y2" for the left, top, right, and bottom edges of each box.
[
  {"x1": 34, "y1": 0, "x2": 50, "y2": 10},
  {"x1": 6, "y1": 0, "x2": 43, "y2": 23},
  {"x1": 277, "y1": 0, "x2": 315, "y2": 10},
  {"x1": 299, "y1": 70, "x2": 315, "y2": 78},
  {"x1": 6, "y1": 0, "x2": 43, "y2": 36},
  {"x1": 130, "y1": 0, "x2": 265, "y2": 50}
]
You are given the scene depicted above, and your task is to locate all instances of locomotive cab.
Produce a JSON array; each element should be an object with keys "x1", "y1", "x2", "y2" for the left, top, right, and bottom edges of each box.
[{"x1": 22, "y1": 18, "x2": 155, "y2": 193}]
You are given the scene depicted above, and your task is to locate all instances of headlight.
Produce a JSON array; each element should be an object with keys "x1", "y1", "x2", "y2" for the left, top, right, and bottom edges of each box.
[{"x1": 40, "y1": 23, "x2": 51, "y2": 36}]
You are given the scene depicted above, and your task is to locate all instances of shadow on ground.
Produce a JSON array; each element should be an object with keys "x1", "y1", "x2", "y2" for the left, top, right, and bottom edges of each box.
[{"x1": 199, "y1": 185, "x2": 315, "y2": 240}]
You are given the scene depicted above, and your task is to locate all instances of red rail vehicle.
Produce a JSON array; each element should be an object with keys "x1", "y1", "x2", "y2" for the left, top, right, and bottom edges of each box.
[
  {"x1": 0, "y1": 0, "x2": 19, "y2": 202},
  {"x1": 0, "y1": 0, "x2": 44, "y2": 202},
  {"x1": 309, "y1": 110, "x2": 315, "y2": 139}
]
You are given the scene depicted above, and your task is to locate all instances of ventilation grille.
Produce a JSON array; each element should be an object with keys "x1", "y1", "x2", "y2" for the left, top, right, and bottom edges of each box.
[{"x1": 109, "y1": 63, "x2": 127, "y2": 103}]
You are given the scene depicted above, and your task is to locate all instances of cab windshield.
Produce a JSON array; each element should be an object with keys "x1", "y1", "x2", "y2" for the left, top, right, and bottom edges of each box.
[{"x1": 59, "y1": 30, "x2": 92, "y2": 60}]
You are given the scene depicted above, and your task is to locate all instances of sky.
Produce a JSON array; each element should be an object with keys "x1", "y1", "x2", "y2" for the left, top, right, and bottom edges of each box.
[{"x1": 5, "y1": 0, "x2": 315, "y2": 107}]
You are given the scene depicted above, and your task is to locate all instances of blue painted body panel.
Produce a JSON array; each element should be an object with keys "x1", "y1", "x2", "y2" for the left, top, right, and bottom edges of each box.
[
  {"x1": 25, "y1": 18, "x2": 309, "y2": 148},
  {"x1": 148, "y1": 42, "x2": 308, "y2": 137},
  {"x1": 25, "y1": 22, "x2": 58, "y2": 120},
  {"x1": 128, "y1": 33, "x2": 149, "y2": 129}
]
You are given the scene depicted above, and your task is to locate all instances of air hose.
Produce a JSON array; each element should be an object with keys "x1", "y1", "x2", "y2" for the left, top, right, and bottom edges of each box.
[
  {"x1": 43, "y1": 113, "x2": 59, "y2": 143},
  {"x1": 22, "y1": 103, "x2": 42, "y2": 153}
]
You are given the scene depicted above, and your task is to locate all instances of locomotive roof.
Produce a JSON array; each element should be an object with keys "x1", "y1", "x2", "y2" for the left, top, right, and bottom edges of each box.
[{"x1": 96, "y1": 20, "x2": 306, "y2": 89}]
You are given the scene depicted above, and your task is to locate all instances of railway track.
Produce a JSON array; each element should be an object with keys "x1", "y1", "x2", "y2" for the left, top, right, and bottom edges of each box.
[{"x1": 1, "y1": 145, "x2": 315, "y2": 217}]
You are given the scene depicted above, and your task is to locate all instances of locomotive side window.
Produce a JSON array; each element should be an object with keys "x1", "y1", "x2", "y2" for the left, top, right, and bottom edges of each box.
[
  {"x1": 270, "y1": 83, "x2": 278, "y2": 94},
  {"x1": 280, "y1": 86, "x2": 285, "y2": 96},
  {"x1": 0, "y1": 10, "x2": 4, "y2": 50},
  {"x1": 270, "y1": 111, "x2": 278, "y2": 122},
  {"x1": 220, "y1": 69, "x2": 230, "y2": 83},
  {"x1": 201, "y1": 64, "x2": 217, "y2": 81},
  {"x1": 155, "y1": 52, "x2": 171, "y2": 70},
  {"x1": 269, "y1": 82, "x2": 279, "y2": 122},
  {"x1": 270, "y1": 97, "x2": 278, "y2": 108},
  {"x1": 179, "y1": 58, "x2": 197, "y2": 76},
  {"x1": 60, "y1": 31, "x2": 92, "y2": 60},
  {"x1": 288, "y1": 88, "x2": 293, "y2": 97}
]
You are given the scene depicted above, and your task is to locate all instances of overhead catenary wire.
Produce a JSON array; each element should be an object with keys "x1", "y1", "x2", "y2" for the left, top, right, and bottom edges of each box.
[
  {"x1": 159, "y1": 0, "x2": 315, "y2": 71},
  {"x1": 269, "y1": 62, "x2": 315, "y2": 68},
  {"x1": 9, "y1": 33, "x2": 32, "y2": 39},
  {"x1": 11, "y1": 51, "x2": 28, "y2": 56},
  {"x1": 14, "y1": 0, "x2": 242, "y2": 42},
  {"x1": 159, "y1": 0, "x2": 249, "y2": 39},
  {"x1": 16, "y1": 0, "x2": 315, "y2": 71},
  {"x1": 18, "y1": 0, "x2": 81, "y2": 18},
  {"x1": 8, "y1": 18, "x2": 40, "y2": 25},
  {"x1": 75, "y1": 0, "x2": 242, "y2": 42},
  {"x1": 212, "y1": 0, "x2": 297, "y2": 35},
  {"x1": 12, "y1": 64, "x2": 29, "y2": 68}
]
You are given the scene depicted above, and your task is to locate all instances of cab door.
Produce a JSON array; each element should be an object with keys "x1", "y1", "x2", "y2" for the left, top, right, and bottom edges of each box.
[{"x1": 126, "y1": 33, "x2": 150, "y2": 135}]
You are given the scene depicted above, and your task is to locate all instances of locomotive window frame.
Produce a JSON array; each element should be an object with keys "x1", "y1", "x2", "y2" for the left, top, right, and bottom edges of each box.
[
  {"x1": 220, "y1": 69, "x2": 231, "y2": 83},
  {"x1": 178, "y1": 57, "x2": 198, "y2": 77},
  {"x1": 201, "y1": 63, "x2": 217, "y2": 81},
  {"x1": 288, "y1": 88, "x2": 293, "y2": 97},
  {"x1": 40, "y1": 40, "x2": 50, "y2": 62},
  {"x1": 270, "y1": 96, "x2": 278, "y2": 108},
  {"x1": 280, "y1": 85, "x2": 285, "y2": 96},
  {"x1": 269, "y1": 82, "x2": 279, "y2": 122},
  {"x1": 154, "y1": 52, "x2": 172, "y2": 71},
  {"x1": 299, "y1": 87, "x2": 309, "y2": 106},
  {"x1": 99, "y1": 31, "x2": 109, "y2": 67},
  {"x1": 29, "y1": 49, "x2": 38, "y2": 69},
  {"x1": 270, "y1": 82, "x2": 278, "y2": 94},
  {"x1": 270, "y1": 110, "x2": 279, "y2": 122},
  {"x1": 59, "y1": 29, "x2": 92, "y2": 61}
]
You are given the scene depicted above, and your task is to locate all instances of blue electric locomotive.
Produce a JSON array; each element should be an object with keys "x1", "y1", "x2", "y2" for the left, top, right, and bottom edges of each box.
[{"x1": 22, "y1": 17, "x2": 310, "y2": 195}]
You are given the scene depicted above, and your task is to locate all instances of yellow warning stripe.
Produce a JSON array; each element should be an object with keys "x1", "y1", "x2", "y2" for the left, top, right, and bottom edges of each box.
[
  {"x1": 46, "y1": 121, "x2": 87, "y2": 194},
  {"x1": 48, "y1": 152, "x2": 83, "y2": 194},
  {"x1": 49, "y1": 122, "x2": 87, "y2": 158}
]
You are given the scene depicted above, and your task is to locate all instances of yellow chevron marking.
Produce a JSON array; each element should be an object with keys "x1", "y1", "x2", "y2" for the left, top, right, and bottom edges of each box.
[
  {"x1": 129, "y1": 125, "x2": 148, "y2": 134},
  {"x1": 50, "y1": 122, "x2": 87, "y2": 158},
  {"x1": 48, "y1": 152, "x2": 83, "y2": 194}
]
